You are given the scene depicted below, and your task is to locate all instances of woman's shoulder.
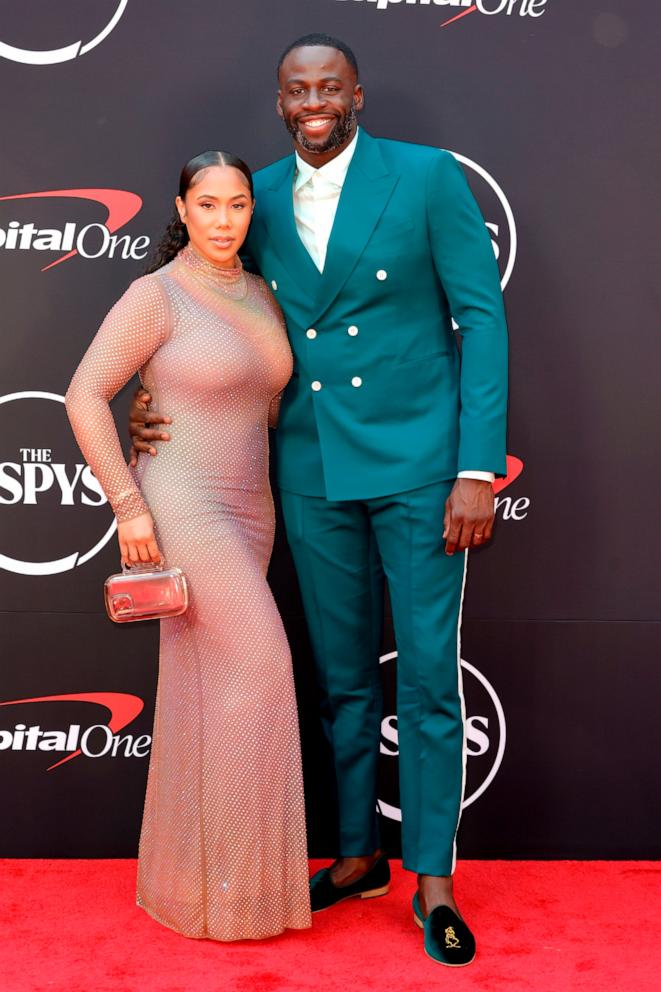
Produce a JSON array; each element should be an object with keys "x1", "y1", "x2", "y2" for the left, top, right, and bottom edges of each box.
[
  {"x1": 109, "y1": 270, "x2": 173, "y2": 326},
  {"x1": 246, "y1": 271, "x2": 286, "y2": 320},
  {"x1": 246, "y1": 270, "x2": 276, "y2": 299},
  {"x1": 127, "y1": 267, "x2": 175, "y2": 300}
]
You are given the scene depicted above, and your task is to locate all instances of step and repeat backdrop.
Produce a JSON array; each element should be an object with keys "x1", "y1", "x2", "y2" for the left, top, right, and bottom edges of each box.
[{"x1": 1, "y1": 1, "x2": 659, "y2": 859}]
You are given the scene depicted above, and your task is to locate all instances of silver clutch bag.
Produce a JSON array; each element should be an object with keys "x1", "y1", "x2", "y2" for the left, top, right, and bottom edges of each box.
[{"x1": 104, "y1": 562, "x2": 189, "y2": 623}]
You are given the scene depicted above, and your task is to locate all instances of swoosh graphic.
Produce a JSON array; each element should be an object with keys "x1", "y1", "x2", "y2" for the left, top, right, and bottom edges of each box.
[
  {"x1": 0, "y1": 691, "x2": 144, "y2": 770},
  {"x1": 441, "y1": 5, "x2": 478, "y2": 27},
  {"x1": 493, "y1": 455, "x2": 524, "y2": 494},
  {"x1": 0, "y1": 189, "x2": 142, "y2": 270}
]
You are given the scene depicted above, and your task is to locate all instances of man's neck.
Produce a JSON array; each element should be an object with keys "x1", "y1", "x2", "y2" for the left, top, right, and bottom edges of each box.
[{"x1": 294, "y1": 125, "x2": 358, "y2": 169}]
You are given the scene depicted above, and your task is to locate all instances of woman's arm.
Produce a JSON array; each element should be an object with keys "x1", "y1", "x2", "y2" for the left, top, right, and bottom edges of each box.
[{"x1": 65, "y1": 276, "x2": 169, "y2": 562}]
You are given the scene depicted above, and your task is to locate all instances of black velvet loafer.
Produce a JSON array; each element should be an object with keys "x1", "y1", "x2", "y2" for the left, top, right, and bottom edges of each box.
[
  {"x1": 309, "y1": 855, "x2": 390, "y2": 913},
  {"x1": 412, "y1": 892, "x2": 476, "y2": 966}
]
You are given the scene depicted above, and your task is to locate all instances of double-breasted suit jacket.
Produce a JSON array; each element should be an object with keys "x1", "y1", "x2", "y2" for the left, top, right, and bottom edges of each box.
[{"x1": 245, "y1": 128, "x2": 508, "y2": 500}]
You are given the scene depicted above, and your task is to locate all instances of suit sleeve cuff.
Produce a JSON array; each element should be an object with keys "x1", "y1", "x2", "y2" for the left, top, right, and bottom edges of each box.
[{"x1": 457, "y1": 470, "x2": 495, "y2": 483}]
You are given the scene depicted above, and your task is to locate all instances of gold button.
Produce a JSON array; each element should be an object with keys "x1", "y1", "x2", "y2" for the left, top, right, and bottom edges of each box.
[
  {"x1": 306, "y1": 328, "x2": 317, "y2": 339},
  {"x1": 348, "y1": 325, "x2": 359, "y2": 336},
  {"x1": 351, "y1": 376, "x2": 363, "y2": 388},
  {"x1": 311, "y1": 381, "x2": 322, "y2": 391},
  {"x1": 376, "y1": 270, "x2": 387, "y2": 281}
]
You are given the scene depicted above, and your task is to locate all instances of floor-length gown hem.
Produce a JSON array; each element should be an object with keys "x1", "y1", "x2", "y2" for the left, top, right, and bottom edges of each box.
[{"x1": 136, "y1": 896, "x2": 311, "y2": 942}]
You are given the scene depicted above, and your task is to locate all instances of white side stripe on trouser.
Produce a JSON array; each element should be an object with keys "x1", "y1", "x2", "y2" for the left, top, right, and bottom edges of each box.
[{"x1": 451, "y1": 549, "x2": 469, "y2": 875}]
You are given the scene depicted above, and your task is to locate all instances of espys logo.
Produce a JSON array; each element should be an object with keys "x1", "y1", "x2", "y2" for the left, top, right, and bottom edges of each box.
[
  {"x1": 450, "y1": 151, "x2": 516, "y2": 292},
  {"x1": 379, "y1": 654, "x2": 506, "y2": 820},
  {"x1": 0, "y1": 189, "x2": 148, "y2": 271},
  {"x1": 0, "y1": 392, "x2": 116, "y2": 575},
  {"x1": 0, "y1": 692, "x2": 149, "y2": 770},
  {"x1": 0, "y1": 1, "x2": 129, "y2": 65},
  {"x1": 336, "y1": 0, "x2": 552, "y2": 25}
]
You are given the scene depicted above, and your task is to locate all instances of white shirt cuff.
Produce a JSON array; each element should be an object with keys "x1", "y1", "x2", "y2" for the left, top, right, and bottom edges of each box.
[{"x1": 457, "y1": 470, "x2": 495, "y2": 483}]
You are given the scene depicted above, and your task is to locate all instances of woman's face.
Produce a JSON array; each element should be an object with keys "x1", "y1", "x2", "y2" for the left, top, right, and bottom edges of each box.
[{"x1": 176, "y1": 165, "x2": 253, "y2": 268}]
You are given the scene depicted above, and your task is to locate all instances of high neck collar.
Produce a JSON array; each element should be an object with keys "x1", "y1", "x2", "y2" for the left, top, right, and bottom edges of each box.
[{"x1": 178, "y1": 242, "x2": 244, "y2": 283}]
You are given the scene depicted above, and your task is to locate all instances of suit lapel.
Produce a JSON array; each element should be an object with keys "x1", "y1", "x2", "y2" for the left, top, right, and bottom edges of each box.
[
  {"x1": 309, "y1": 131, "x2": 399, "y2": 325},
  {"x1": 260, "y1": 157, "x2": 321, "y2": 296}
]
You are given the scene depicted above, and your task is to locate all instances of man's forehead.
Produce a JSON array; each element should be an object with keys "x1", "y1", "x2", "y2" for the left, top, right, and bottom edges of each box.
[{"x1": 280, "y1": 45, "x2": 351, "y2": 79}]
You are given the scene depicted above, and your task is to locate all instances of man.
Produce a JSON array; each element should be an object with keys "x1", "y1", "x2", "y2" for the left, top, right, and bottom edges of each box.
[{"x1": 131, "y1": 34, "x2": 507, "y2": 966}]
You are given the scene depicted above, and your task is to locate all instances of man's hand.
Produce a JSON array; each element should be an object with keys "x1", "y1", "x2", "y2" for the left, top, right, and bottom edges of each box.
[
  {"x1": 443, "y1": 478, "x2": 495, "y2": 555},
  {"x1": 128, "y1": 388, "x2": 172, "y2": 467}
]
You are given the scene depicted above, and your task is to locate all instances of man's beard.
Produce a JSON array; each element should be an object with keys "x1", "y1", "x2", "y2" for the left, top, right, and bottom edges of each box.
[{"x1": 285, "y1": 105, "x2": 357, "y2": 155}]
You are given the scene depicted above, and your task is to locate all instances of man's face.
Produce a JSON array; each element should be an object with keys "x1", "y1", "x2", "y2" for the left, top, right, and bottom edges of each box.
[{"x1": 277, "y1": 45, "x2": 364, "y2": 164}]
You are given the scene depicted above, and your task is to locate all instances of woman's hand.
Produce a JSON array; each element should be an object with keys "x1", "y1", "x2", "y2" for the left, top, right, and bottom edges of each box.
[{"x1": 118, "y1": 512, "x2": 162, "y2": 566}]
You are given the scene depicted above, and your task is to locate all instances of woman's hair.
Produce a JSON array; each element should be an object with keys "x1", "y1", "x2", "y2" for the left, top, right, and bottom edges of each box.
[{"x1": 145, "y1": 151, "x2": 253, "y2": 274}]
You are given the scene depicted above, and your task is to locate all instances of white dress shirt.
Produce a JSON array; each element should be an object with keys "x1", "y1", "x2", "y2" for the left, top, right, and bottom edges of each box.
[
  {"x1": 293, "y1": 130, "x2": 359, "y2": 272},
  {"x1": 292, "y1": 129, "x2": 494, "y2": 485}
]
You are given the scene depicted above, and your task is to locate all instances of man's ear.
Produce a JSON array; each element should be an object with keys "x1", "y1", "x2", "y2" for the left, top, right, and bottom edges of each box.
[
  {"x1": 276, "y1": 93, "x2": 284, "y2": 119},
  {"x1": 353, "y1": 84, "x2": 365, "y2": 112}
]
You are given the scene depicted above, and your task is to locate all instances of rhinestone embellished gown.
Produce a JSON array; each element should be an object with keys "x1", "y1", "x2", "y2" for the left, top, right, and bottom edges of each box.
[{"x1": 65, "y1": 244, "x2": 311, "y2": 941}]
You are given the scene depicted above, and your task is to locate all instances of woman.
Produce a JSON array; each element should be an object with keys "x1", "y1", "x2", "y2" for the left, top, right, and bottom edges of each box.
[{"x1": 65, "y1": 151, "x2": 311, "y2": 941}]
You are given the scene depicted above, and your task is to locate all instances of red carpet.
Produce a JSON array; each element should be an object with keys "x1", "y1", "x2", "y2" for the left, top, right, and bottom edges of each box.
[{"x1": 2, "y1": 860, "x2": 659, "y2": 992}]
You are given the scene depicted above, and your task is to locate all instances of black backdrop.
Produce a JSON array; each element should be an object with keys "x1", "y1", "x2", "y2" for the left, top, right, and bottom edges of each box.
[{"x1": 1, "y1": 0, "x2": 659, "y2": 859}]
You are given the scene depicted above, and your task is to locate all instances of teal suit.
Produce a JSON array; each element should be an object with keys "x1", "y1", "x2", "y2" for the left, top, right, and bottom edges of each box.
[{"x1": 246, "y1": 130, "x2": 508, "y2": 874}]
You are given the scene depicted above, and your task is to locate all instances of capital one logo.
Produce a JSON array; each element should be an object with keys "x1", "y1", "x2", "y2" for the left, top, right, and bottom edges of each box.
[
  {"x1": 0, "y1": 1, "x2": 129, "y2": 65},
  {"x1": 495, "y1": 454, "x2": 529, "y2": 521},
  {"x1": 0, "y1": 392, "x2": 116, "y2": 576},
  {"x1": 336, "y1": 0, "x2": 551, "y2": 23},
  {"x1": 440, "y1": 0, "x2": 550, "y2": 27},
  {"x1": 0, "y1": 189, "x2": 148, "y2": 271},
  {"x1": 0, "y1": 692, "x2": 149, "y2": 770},
  {"x1": 379, "y1": 654, "x2": 506, "y2": 821}
]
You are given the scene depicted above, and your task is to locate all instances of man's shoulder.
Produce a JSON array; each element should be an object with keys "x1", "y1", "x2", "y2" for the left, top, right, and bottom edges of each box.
[
  {"x1": 369, "y1": 136, "x2": 465, "y2": 196},
  {"x1": 369, "y1": 133, "x2": 451, "y2": 168}
]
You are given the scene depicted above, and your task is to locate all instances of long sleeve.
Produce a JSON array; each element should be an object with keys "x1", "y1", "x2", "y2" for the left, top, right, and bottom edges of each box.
[
  {"x1": 65, "y1": 275, "x2": 169, "y2": 523},
  {"x1": 457, "y1": 470, "x2": 495, "y2": 483},
  {"x1": 426, "y1": 151, "x2": 509, "y2": 477}
]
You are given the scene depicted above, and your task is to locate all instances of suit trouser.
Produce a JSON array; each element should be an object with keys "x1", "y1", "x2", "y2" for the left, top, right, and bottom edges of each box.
[{"x1": 279, "y1": 480, "x2": 467, "y2": 876}]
